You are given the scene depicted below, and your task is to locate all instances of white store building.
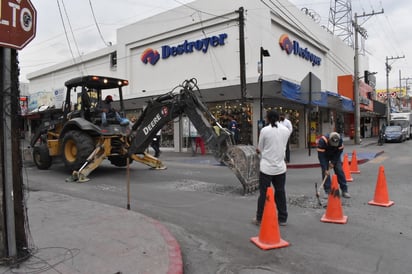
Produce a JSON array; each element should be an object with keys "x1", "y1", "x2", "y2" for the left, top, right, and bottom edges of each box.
[{"x1": 27, "y1": 0, "x2": 369, "y2": 150}]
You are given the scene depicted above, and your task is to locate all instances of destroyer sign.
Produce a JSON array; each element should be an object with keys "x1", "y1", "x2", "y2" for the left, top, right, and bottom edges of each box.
[
  {"x1": 141, "y1": 33, "x2": 228, "y2": 65},
  {"x1": 0, "y1": 0, "x2": 37, "y2": 50},
  {"x1": 279, "y1": 34, "x2": 321, "y2": 66}
]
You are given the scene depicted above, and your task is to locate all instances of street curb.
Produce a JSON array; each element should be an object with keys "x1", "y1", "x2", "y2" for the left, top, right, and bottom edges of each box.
[{"x1": 148, "y1": 218, "x2": 183, "y2": 274}]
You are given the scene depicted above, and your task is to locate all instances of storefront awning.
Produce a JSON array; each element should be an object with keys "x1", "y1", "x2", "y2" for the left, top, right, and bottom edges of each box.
[
  {"x1": 281, "y1": 80, "x2": 308, "y2": 104},
  {"x1": 280, "y1": 80, "x2": 354, "y2": 111}
]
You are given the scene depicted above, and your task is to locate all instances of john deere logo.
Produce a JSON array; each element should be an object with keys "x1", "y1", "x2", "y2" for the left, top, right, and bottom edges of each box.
[{"x1": 279, "y1": 34, "x2": 321, "y2": 66}]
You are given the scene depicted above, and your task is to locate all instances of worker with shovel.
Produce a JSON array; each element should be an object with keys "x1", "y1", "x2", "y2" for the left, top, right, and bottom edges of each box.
[{"x1": 317, "y1": 132, "x2": 351, "y2": 198}]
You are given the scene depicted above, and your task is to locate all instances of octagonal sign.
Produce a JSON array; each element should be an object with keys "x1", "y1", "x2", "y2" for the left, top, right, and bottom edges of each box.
[{"x1": 0, "y1": 0, "x2": 37, "y2": 50}]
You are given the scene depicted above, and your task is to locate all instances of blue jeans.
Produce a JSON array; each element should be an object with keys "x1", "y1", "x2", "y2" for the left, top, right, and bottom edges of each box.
[
  {"x1": 319, "y1": 161, "x2": 348, "y2": 193},
  {"x1": 101, "y1": 111, "x2": 122, "y2": 124},
  {"x1": 256, "y1": 172, "x2": 287, "y2": 223}
]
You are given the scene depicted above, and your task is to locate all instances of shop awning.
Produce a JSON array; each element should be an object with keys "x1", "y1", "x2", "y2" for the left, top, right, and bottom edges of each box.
[
  {"x1": 280, "y1": 80, "x2": 354, "y2": 111},
  {"x1": 342, "y1": 97, "x2": 354, "y2": 112},
  {"x1": 281, "y1": 80, "x2": 308, "y2": 104}
]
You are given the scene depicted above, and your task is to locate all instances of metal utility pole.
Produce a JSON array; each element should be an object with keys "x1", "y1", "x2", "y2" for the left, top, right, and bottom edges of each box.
[
  {"x1": 1, "y1": 48, "x2": 29, "y2": 261},
  {"x1": 1, "y1": 48, "x2": 17, "y2": 258},
  {"x1": 236, "y1": 7, "x2": 246, "y2": 100},
  {"x1": 0, "y1": 0, "x2": 36, "y2": 261},
  {"x1": 353, "y1": 9, "x2": 383, "y2": 144},
  {"x1": 386, "y1": 55, "x2": 405, "y2": 124},
  {"x1": 401, "y1": 77, "x2": 412, "y2": 95}
]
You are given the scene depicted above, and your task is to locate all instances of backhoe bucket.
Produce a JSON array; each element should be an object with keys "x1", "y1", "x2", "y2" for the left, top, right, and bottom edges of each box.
[{"x1": 224, "y1": 145, "x2": 260, "y2": 194}]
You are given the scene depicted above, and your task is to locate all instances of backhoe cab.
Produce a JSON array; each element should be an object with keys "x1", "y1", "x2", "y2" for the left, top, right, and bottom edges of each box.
[{"x1": 31, "y1": 75, "x2": 165, "y2": 183}]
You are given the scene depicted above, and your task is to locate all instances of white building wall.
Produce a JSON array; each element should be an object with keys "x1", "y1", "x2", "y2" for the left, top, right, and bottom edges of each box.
[
  {"x1": 24, "y1": 0, "x2": 367, "y2": 150},
  {"x1": 27, "y1": 46, "x2": 118, "y2": 95},
  {"x1": 116, "y1": 2, "x2": 247, "y2": 98},
  {"x1": 113, "y1": 0, "x2": 356, "y2": 99},
  {"x1": 27, "y1": 0, "x2": 359, "y2": 99}
]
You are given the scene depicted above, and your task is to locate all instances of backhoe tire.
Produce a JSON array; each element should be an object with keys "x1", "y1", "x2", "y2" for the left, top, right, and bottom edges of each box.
[
  {"x1": 33, "y1": 144, "x2": 52, "y2": 170},
  {"x1": 62, "y1": 130, "x2": 95, "y2": 171},
  {"x1": 108, "y1": 156, "x2": 133, "y2": 167}
]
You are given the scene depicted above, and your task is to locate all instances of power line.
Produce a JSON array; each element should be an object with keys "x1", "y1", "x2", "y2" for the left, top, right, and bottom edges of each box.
[
  {"x1": 61, "y1": 0, "x2": 83, "y2": 59},
  {"x1": 260, "y1": 0, "x2": 353, "y2": 74},
  {"x1": 88, "y1": 0, "x2": 111, "y2": 47},
  {"x1": 27, "y1": 1, "x2": 355, "y2": 88},
  {"x1": 56, "y1": 0, "x2": 76, "y2": 65},
  {"x1": 61, "y1": 0, "x2": 86, "y2": 75},
  {"x1": 172, "y1": 0, "x2": 233, "y2": 20},
  {"x1": 353, "y1": 9, "x2": 384, "y2": 144}
]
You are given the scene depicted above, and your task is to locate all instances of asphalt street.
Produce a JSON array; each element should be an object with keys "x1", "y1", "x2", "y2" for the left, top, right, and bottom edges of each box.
[{"x1": 4, "y1": 138, "x2": 411, "y2": 274}]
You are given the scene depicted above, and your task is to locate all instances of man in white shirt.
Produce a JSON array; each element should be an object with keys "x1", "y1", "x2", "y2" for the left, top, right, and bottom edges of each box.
[
  {"x1": 253, "y1": 110, "x2": 291, "y2": 226},
  {"x1": 280, "y1": 113, "x2": 293, "y2": 163}
]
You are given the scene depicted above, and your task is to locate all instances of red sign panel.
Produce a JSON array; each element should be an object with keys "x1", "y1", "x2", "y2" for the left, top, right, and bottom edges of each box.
[{"x1": 0, "y1": 0, "x2": 37, "y2": 50}]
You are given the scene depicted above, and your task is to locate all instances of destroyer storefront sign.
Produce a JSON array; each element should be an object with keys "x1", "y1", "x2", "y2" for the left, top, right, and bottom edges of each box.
[
  {"x1": 279, "y1": 34, "x2": 322, "y2": 66},
  {"x1": 141, "y1": 33, "x2": 228, "y2": 65}
]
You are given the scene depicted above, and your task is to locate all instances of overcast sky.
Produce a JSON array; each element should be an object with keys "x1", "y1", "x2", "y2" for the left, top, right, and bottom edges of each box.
[{"x1": 18, "y1": 0, "x2": 412, "y2": 90}]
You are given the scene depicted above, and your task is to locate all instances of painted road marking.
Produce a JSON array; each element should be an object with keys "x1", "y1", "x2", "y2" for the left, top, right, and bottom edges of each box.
[{"x1": 368, "y1": 155, "x2": 388, "y2": 164}]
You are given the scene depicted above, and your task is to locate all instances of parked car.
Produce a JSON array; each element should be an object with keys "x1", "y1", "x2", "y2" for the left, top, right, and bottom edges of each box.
[{"x1": 383, "y1": 125, "x2": 406, "y2": 143}]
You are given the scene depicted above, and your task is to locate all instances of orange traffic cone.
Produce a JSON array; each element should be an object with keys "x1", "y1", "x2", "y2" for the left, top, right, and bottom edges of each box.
[
  {"x1": 343, "y1": 154, "x2": 353, "y2": 182},
  {"x1": 368, "y1": 165, "x2": 394, "y2": 207},
  {"x1": 350, "y1": 150, "x2": 361, "y2": 174},
  {"x1": 321, "y1": 174, "x2": 348, "y2": 224},
  {"x1": 250, "y1": 187, "x2": 289, "y2": 250}
]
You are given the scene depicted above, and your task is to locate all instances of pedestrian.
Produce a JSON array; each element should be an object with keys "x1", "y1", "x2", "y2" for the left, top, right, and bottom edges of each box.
[
  {"x1": 130, "y1": 116, "x2": 137, "y2": 124},
  {"x1": 213, "y1": 122, "x2": 221, "y2": 136},
  {"x1": 378, "y1": 125, "x2": 385, "y2": 146},
  {"x1": 129, "y1": 116, "x2": 138, "y2": 130},
  {"x1": 151, "y1": 129, "x2": 162, "y2": 157},
  {"x1": 252, "y1": 110, "x2": 291, "y2": 226},
  {"x1": 280, "y1": 112, "x2": 293, "y2": 163},
  {"x1": 227, "y1": 114, "x2": 240, "y2": 144},
  {"x1": 97, "y1": 95, "x2": 129, "y2": 126},
  {"x1": 317, "y1": 132, "x2": 351, "y2": 198}
]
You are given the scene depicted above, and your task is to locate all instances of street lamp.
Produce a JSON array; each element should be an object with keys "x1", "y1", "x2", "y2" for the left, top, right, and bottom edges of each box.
[{"x1": 259, "y1": 47, "x2": 270, "y2": 131}]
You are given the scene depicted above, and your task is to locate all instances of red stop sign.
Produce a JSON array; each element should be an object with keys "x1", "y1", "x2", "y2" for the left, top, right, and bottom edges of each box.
[{"x1": 0, "y1": 0, "x2": 37, "y2": 50}]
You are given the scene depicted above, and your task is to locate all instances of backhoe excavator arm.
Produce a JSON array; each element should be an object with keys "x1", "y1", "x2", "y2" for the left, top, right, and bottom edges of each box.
[
  {"x1": 68, "y1": 79, "x2": 259, "y2": 193},
  {"x1": 128, "y1": 79, "x2": 259, "y2": 194}
]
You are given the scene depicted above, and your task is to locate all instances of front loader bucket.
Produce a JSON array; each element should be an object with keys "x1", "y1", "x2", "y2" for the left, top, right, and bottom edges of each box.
[{"x1": 224, "y1": 145, "x2": 260, "y2": 195}]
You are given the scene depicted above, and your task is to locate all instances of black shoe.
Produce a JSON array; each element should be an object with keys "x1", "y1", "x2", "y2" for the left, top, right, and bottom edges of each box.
[
  {"x1": 279, "y1": 220, "x2": 287, "y2": 226},
  {"x1": 251, "y1": 218, "x2": 261, "y2": 226}
]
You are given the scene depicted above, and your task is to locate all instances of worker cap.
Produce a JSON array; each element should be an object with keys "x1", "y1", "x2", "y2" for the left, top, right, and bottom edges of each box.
[
  {"x1": 105, "y1": 95, "x2": 113, "y2": 102},
  {"x1": 329, "y1": 132, "x2": 340, "y2": 147}
]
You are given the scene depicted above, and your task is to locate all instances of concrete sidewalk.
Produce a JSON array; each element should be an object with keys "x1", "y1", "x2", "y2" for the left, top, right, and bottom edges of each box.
[
  {"x1": 2, "y1": 137, "x2": 383, "y2": 273},
  {"x1": 0, "y1": 191, "x2": 183, "y2": 274}
]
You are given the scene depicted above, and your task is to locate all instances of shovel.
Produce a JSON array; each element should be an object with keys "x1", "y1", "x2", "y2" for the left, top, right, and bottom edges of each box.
[{"x1": 315, "y1": 168, "x2": 330, "y2": 207}]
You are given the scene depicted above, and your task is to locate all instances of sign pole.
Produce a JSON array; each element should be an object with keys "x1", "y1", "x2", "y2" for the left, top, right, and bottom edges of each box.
[
  {"x1": 0, "y1": 0, "x2": 37, "y2": 258},
  {"x1": 2, "y1": 47, "x2": 17, "y2": 257}
]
